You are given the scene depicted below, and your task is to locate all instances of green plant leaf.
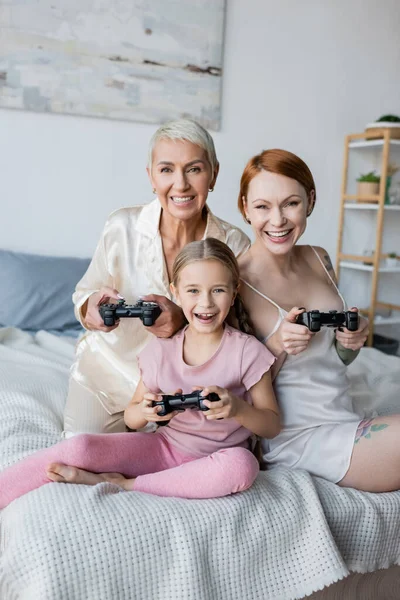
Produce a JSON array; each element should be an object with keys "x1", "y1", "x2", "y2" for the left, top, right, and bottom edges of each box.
[
  {"x1": 376, "y1": 114, "x2": 400, "y2": 123},
  {"x1": 357, "y1": 170, "x2": 380, "y2": 182}
]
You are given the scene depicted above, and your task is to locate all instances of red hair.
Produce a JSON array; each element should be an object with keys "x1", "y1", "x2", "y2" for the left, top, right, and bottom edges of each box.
[{"x1": 238, "y1": 149, "x2": 316, "y2": 222}]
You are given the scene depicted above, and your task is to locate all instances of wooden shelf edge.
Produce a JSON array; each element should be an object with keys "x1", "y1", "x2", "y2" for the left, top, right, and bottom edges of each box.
[
  {"x1": 339, "y1": 254, "x2": 373, "y2": 263},
  {"x1": 375, "y1": 302, "x2": 400, "y2": 311},
  {"x1": 343, "y1": 194, "x2": 380, "y2": 202},
  {"x1": 348, "y1": 130, "x2": 400, "y2": 141}
]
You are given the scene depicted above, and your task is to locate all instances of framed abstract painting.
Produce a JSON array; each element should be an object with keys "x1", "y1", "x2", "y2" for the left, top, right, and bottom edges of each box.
[{"x1": 0, "y1": 0, "x2": 226, "y2": 130}]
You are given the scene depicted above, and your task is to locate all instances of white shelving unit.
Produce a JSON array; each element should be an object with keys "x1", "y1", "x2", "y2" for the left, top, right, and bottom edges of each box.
[
  {"x1": 348, "y1": 139, "x2": 400, "y2": 149},
  {"x1": 336, "y1": 130, "x2": 400, "y2": 345},
  {"x1": 344, "y1": 204, "x2": 400, "y2": 211},
  {"x1": 374, "y1": 316, "x2": 400, "y2": 326},
  {"x1": 339, "y1": 261, "x2": 400, "y2": 273},
  {"x1": 339, "y1": 262, "x2": 400, "y2": 326}
]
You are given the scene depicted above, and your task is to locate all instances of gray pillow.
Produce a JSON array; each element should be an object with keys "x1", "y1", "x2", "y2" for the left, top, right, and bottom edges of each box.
[{"x1": 0, "y1": 249, "x2": 90, "y2": 332}]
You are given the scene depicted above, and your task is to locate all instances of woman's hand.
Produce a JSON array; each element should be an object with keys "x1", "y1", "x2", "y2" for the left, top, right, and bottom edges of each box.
[
  {"x1": 200, "y1": 386, "x2": 242, "y2": 420},
  {"x1": 276, "y1": 307, "x2": 315, "y2": 355},
  {"x1": 83, "y1": 287, "x2": 124, "y2": 332},
  {"x1": 141, "y1": 294, "x2": 186, "y2": 338},
  {"x1": 335, "y1": 308, "x2": 369, "y2": 351},
  {"x1": 140, "y1": 390, "x2": 181, "y2": 423}
]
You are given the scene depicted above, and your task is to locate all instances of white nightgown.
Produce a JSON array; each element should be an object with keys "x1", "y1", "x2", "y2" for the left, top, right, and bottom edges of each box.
[{"x1": 241, "y1": 247, "x2": 362, "y2": 483}]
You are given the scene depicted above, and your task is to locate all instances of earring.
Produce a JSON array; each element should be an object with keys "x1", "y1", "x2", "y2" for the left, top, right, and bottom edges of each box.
[
  {"x1": 246, "y1": 217, "x2": 251, "y2": 224},
  {"x1": 209, "y1": 187, "x2": 214, "y2": 192},
  {"x1": 152, "y1": 188, "x2": 156, "y2": 194}
]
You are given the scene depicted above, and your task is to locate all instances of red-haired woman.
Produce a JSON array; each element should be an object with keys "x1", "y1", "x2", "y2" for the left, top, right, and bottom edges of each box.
[{"x1": 238, "y1": 149, "x2": 400, "y2": 493}]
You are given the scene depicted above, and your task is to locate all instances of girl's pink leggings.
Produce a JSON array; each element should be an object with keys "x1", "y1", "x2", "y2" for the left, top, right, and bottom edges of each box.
[{"x1": 0, "y1": 432, "x2": 259, "y2": 508}]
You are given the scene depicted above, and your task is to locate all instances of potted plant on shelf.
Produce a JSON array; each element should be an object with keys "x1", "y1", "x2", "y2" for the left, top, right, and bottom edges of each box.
[
  {"x1": 357, "y1": 171, "x2": 380, "y2": 201},
  {"x1": 365, "y1": 114, "x2": 400, "y2": 139},
  {"x1": 386, "y1": 252, "x2": 398, "y2": 268}
]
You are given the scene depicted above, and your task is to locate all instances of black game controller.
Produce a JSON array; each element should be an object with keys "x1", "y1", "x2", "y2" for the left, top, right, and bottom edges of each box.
[
  {"x1": 296, "y1": 310, "x2": 359, "y2": 332},
  {"x1": 153, "y1": 390, "x2": 220, "y2": 426},
  {"x1": 99, "y1": 299, "x2": 161, "y2": 327}
]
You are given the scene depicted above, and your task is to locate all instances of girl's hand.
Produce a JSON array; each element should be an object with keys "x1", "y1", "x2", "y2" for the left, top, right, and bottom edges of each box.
[
  {"x1": 140, "y1": 294, "x2": 186, "y2": 338},
  {"x1": 140, "y1": 390, "x2": 181, "y2": 423},
  {"x1": 200, "y1": 386, "x2": 241, "y2": 420},
  {"x1": 84, "y1": 287, "x2": 123, "y2": 332},
  {"x1": 335, "y1": 308, "x2": 369, "y2": 351},
  {"x1": 277, "y1": 307, "x2": 315, "y2": 355}
]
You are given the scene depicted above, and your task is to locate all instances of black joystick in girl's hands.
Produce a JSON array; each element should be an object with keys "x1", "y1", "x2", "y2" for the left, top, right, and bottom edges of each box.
[
  {"x1": 153, "y1": 390, "x2": 220, "y2": 426},
  {"x1": 296, "y1": 310, "x2": 359, "y2": 332}
]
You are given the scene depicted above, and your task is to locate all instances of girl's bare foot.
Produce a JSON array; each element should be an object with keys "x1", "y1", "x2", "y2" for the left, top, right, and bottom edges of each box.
[{"x1": 47, "y1": 463, "x2": 136, "y2": 490}]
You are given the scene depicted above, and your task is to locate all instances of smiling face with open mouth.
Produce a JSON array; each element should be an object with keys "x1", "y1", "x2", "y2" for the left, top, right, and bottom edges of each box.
[
  {"x1": 148, "y1": 139, "x2": 217, "y2": 222},
  {"x1": 172, "y1": 259, "x2": 236, "y2": 336},
  {"x1": 243, "y1": 170, "x2": 311, "y2": 255}
]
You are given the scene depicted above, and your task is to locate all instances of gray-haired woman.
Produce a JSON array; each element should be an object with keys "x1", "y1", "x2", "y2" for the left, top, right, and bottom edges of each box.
[{"x1": 63, "y1": 119, "x2": 250, "y2": 437}]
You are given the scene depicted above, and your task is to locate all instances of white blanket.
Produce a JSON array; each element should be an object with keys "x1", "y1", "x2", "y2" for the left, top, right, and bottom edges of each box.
[{"x1": 0, "y1": 328, "x2": 399, "y2": 600}]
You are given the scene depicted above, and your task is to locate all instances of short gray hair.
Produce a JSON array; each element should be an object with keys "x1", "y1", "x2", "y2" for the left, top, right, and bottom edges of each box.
[{"x1": 147, "y1": 119, "x2": 218, "y2": 173}]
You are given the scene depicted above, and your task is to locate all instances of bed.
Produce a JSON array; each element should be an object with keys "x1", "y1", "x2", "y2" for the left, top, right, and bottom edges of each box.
[{"x1": 1, "y1": 249, "x2": 400, "y2": 600}]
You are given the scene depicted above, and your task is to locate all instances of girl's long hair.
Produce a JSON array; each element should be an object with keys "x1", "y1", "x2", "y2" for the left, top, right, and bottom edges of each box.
[{"x1": 171, "y1": 238, "x2": 254, "y2": 335}]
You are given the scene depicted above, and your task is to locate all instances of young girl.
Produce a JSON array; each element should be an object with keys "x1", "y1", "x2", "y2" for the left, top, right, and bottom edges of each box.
[{"x1": 0, "y1": 239, "x2": 280, "y2": 508}]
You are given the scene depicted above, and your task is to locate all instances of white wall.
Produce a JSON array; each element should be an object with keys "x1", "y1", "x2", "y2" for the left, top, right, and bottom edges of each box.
[{"x1": 1, "y1": 0, "x2": 400, "y2": 260}]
